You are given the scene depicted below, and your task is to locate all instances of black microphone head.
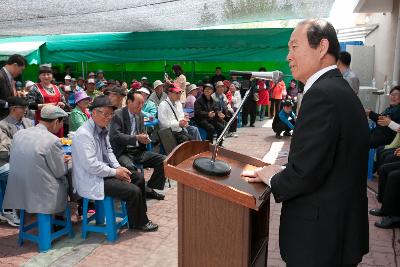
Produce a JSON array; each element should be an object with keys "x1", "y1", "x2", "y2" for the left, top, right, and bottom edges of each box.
[{"x1": 229, "y1": 70, "x2": 252, "y2": 79}]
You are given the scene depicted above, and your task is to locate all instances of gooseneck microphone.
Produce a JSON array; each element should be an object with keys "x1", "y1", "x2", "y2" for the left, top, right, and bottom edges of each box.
[{"x1": 192, "y1": 70, "x2": 284, "y2": 177}]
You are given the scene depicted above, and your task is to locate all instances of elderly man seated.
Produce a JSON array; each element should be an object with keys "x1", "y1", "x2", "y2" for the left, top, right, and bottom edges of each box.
[
  {"x1": 105, "y1": 86, "x2": 127, "y2": 109},
  {"x1": 110, "y1": 91, "x2": 166, "y2": 200},
  {"x1": 0, "y1": 97, "x2": 33, "y2": 226},
  {"x1": 148, "y1": 80, "x2": 167, "y2": 107},
  {"x1": 158, "y1": 84, "x2": 201, "y2": 144},
  {"x1": 3, "y1": 105, "x2": 69, "y2": 217},
  {"x1": 72, "y1": 95, "x2": 158, "y2": 231}
]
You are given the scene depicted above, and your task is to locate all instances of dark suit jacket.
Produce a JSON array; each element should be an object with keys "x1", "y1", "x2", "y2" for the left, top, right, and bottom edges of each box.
[
  {"x1": 0, "y1": 68, "x2": 14, "y2": 119},
  {"x1": 109, "y1": 107, "x2": 146, "y2": 159},
  {"x1": 193, "y1": 94, "x2": 221, "y2": 124},
  {"x1": 0, "y1": 116, "x2": 33, "y2": 139},
  {"x1": 271, "y1": 69, "x2": 370, "y2": 266}
]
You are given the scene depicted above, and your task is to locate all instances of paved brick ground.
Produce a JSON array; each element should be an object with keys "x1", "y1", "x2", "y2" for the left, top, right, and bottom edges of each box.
[{"x1": 0, "y1": 118, "x2": 399, "y2": 266}]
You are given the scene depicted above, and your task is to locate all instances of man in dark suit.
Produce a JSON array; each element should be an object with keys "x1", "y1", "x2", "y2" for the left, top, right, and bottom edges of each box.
[
  {"x1": 109, "y1": 90, "x2": 166, "y2": 200},
  {"x1": 0, "y1": 55, "x2": 26, "y2": 119},
  {"x1": 243, "y1": 19, "x2": 370, "y2": 266}
]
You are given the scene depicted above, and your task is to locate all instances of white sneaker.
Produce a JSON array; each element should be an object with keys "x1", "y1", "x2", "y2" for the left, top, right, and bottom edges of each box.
[
  {"x1": 232, "y1": 133, "x2": 239, "y2": 138},
  {"x1": 0, "y1": 210, "x2": 20, "y2": 227}
]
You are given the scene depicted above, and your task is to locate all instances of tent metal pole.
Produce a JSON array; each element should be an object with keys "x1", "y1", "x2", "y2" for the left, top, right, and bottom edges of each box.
[
  {"x1": 192, "y1": 61, "x2": 195, "y2": 82},
  {"x1": 81, "y1": 62, "x2": 84, "y2": 79}
]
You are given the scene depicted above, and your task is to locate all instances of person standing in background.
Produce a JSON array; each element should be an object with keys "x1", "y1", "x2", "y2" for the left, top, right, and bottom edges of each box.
[
  {"x1": 256, "y1": 67, "x2": 270, "y2": 121},
  {"x1": 0, "y1": 54, "x2": 26, "y2": 120},
  {"x1": 337, "y1": 51, "x2": 360, "y2": 95},
  {"x1": 269, "y1": 80, "x2": 286, "y2": 119}
]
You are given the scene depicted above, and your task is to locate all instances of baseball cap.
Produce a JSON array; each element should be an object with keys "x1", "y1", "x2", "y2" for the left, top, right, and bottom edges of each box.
[
  {"x1": 137, "y1": 87, "x2": 151, "y2": 95},
  {"x1": 167, "y1": 83, "x2": 182, "y2": 93}
]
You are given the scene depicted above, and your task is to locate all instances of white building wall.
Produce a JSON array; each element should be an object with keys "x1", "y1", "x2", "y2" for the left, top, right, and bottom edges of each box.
[{"x1": 364, "y1": 0, "x2": 399, "y2": 89}]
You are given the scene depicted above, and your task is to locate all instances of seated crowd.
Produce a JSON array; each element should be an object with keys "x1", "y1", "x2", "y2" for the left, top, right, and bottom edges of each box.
[
  {"x1": 367, "y1": 85, "x2": 400, "y2": 229},
  {"x1": 0, "y1": 57, "x2": 251, "y2": 233}
]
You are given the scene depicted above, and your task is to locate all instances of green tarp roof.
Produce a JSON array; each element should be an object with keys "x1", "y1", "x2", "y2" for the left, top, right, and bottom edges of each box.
[{"x1": 0, "y1": 28, "x2": 293, "y2": 64}]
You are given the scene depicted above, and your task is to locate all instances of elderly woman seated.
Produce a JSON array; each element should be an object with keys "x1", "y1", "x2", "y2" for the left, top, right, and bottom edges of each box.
[{"x1": 366, "y1": 86, "x2": 400, "y2": 148}]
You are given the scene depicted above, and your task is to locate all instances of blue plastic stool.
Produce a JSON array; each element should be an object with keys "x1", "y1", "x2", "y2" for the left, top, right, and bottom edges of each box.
[
  {"x1": 81, "y1": 197, "x2": 129, "y2": 242},
  {"x1": 19, "y1": 206, "x2": 74, "y2": 252},
  {"x1": 198, "y1": 127, "x2": 208, "y2": 141},
  {"x1": 367, "y1": 148, "x2": 376, "y2": 181},
  {"x1": 0, "y1": 180, "x2": 6, "y2": 211}
]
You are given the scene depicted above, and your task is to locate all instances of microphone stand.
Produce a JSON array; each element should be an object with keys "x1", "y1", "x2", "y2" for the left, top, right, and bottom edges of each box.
[
  {"x1": 193, "y1": 71, "x2": 282, "y2": 177},
  {"x1": 193, "y1": 79, "x2": 255, "y2": 176},
  {"x1": 211, "y1": 85, "x2": 253, "y2": 163}
]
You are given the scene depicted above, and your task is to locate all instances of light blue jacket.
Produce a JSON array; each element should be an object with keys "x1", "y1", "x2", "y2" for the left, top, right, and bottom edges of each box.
[
  {"x1": 72, "y1": 119, "x2": 120, "y2": 200},
  {"x1": 142, "y1": 100, "x2": 158, "y2": 118}
]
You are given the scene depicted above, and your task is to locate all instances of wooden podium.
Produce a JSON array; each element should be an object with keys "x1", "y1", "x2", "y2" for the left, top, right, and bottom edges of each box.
[{"x1": 164, "y1": 141, "x2": 271, "y2": 267}]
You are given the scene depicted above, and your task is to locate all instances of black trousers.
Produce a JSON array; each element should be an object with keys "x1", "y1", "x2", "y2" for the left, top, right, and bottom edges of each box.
[
  {"x1": 119, "y1": 150, "x2": 167, "y2": 190},
  {"x1": 376, "y1": 147, "x2": 400, "y2": 170},
  {"x1": 370, "y1": 127, "x2": 396, "y2": 148},
  {"x1": 195, "y1": 119, "x2": 224, "y2": 143},
  {"x1": 104, "y1": 176, "x2": 148, "y2": 228},
  {"x1": 272, "y1": 121, "x2": 295, "y2": 135},
  {"x1": 270, "y1": 98, "x2": 282, "y2": 118},
  {"x1": 242, "y1": 99, "x2": 257, "y2": 126},
  {"x1": 377, "y1": 161, "x2": 400, "y2": 216},
  {"x1": 226, "y1": 110, "x2": 237, "y2": 133},
  {"x1": 173, "y1": 130, "x2": 192, "y2": 144}
]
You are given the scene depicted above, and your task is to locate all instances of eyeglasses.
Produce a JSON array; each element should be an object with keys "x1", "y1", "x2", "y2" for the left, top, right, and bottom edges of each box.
[
  {"x1": 172, "y1": 91, "x2": 182, "y2": 95},
  {"x1": 96, "y1": 109, "x2": 114, "y2": 118}
]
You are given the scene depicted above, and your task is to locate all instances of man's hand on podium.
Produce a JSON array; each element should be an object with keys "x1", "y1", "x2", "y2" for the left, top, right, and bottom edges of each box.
[{"x1": 241, "y1": 164, "x2": 282, "y2": 187}]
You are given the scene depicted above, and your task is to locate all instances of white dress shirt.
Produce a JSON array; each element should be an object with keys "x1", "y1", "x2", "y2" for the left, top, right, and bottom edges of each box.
[
  {"x1": 303, "y1": 65, "x2": 337, "y2": 95},
  {"x1": 158, "y1": 97, "x2": 184, "y2": 132}
]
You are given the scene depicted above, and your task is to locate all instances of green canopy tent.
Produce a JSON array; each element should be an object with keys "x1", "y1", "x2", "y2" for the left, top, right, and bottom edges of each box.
[{"x1": 0, "y1": 28, "x2": 293, "y2": 83}]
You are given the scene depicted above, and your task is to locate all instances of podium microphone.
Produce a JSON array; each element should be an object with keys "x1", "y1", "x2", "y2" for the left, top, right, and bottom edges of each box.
[
  {"x1": 230, "y1": 70, "x2": 284, "y2": 83},
  {"x1": 193, "y1": 70, "x2": 284, "y2": 176}
]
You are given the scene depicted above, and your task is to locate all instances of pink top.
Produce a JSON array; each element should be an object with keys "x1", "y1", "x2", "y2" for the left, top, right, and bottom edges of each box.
[{"x1": 185, "y1": 94, "x2": 196, "y2": 110}]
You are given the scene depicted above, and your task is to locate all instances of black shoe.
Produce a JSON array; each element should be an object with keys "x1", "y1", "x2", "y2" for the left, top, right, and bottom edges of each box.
[
  {"x1": 135, "y1": 221, "x2": 159, "y2": 232},
  {"x1": 249, "y1": 124, "x2": 255, "y2": 127},
  {"x1": 374, "y1": 216, "x2": 400, "y2": 229},
  {"x1": 276, "y1": 133, "x2": 282, "y2": 139},
  {"x1": 283, "y1": 131, "x2": 292, "y2": 137},
  {"x1": 146, "y1": 189, "x2": 165, "y2": 200},
  {"x1": 369, "y1": 208, "x2": 384, "y2": 217}
]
